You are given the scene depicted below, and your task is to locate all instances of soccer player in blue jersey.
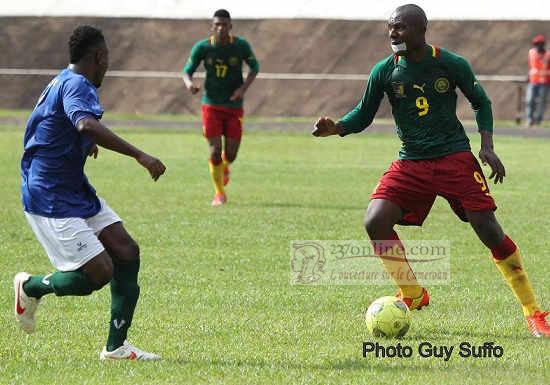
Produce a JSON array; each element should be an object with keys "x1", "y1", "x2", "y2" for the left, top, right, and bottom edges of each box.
[{"x1": 13, "y1": 26, "x2": 166, "y2": 360}]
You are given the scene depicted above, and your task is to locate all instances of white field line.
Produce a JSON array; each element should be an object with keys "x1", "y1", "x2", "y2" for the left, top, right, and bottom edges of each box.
[{"x1": 0, "y1": 68, "x2": 527, "y2": 82}]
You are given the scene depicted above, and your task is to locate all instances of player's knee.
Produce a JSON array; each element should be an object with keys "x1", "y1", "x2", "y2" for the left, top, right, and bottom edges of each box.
[
  {"x1": 468, "y1": 213, "x2": 504, "y2": 248},
  {"x1": 210, "y1": 152, "x2": 222, "y2": 164},
  {"x1": 225, "y1": 152, "x2": 237, "y2": 162},
  {"x1": 364, "y1": 214, "x2": 384, "y2": 238},
  {"x1": 118, "y1": 240, "x2": 140, "y2": 263}
]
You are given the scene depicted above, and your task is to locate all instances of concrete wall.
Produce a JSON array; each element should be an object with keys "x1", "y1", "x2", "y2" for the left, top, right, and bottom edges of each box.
[{"x1": 0, "y1": 17, "x2": 547, "y2": 120}]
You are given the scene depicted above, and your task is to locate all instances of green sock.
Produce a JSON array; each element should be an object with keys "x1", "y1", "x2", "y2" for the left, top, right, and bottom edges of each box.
[
  {"x1": 23, "y1": 275, "x2": 55, "y2": 298},
  {"x1": 106, "y1": 259, "x2": 140, "y2": 351},
  {"x1": 24, "y1": 270, "x2": 98, "y2": 298}
]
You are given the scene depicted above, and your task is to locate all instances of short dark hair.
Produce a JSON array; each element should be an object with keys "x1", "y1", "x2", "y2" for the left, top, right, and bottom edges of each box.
[
  {"x1": 397, "y1": 4, "x2": 428, "y2": 29},
  {"x1": 213, "y1": 9, "x2": 231, "y2": 19},
  {"x1": 68, "y1": 25, "x2": 105, "y2": 64}
]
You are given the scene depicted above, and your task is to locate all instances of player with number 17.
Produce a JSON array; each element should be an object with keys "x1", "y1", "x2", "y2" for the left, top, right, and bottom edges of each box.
[{"x1": 183, "y1": 9, "x2": 259, "y2": 206}]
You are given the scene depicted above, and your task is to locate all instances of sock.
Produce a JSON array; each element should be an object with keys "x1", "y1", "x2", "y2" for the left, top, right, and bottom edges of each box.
[
  {"x1": 372, "y1": 231, "x2": 423, "y2": 299},
  {"x1": 23, "y1": 275, "x2": 55, "y2": 298},
  {"x1": 106, "y1": 259, "x2": 140, "y2": 351},
  {"x1": 209, "y1": 158, "x2": 225, "y2": 196},
  {"x1": 222, "y1": 152, "x2": 231, "y2": 170},
  {"x1": 492, "y1": 235, "x2": 539, "y2": 316},
  {"x1": 24, "y1": 270, "x2": 99, "y2": 297}
]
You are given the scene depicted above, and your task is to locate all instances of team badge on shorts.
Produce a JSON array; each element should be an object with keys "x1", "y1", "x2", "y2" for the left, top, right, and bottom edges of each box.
[
  {"x1": 229, "y1": 56, "x2": 239, "y2": 66},
  {"x1": 434, "y1": 77, "x2": 450, "y2": 93}
]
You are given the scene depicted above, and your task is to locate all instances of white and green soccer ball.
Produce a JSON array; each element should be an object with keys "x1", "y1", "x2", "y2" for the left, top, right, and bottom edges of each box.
[{"x1": 365, "y1": 296, "x2": 411, "y2": 338}]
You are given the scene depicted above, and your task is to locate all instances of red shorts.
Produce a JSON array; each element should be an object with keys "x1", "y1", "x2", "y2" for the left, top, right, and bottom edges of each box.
[
  {"x1": 201, "y1": 105, "x2": 244, "y2": 141},
  {"x1": 371, "y1": 151, "x2": 497, "y2": 226}
]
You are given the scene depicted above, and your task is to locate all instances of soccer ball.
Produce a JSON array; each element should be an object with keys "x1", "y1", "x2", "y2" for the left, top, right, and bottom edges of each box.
[{"x1": 365, "y1": 296, "x2": 411, "y2": 338}]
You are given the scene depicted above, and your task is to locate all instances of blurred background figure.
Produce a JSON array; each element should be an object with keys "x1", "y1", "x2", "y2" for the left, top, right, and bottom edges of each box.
[{"x1": 525, "y1": 34, "x2": 550, "y2": 127}]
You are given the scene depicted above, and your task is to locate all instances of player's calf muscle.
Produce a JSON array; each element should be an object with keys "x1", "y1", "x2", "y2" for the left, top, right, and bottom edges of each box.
[{"x1": 82, "y1": 252, "x2": 114, "y2": 287}]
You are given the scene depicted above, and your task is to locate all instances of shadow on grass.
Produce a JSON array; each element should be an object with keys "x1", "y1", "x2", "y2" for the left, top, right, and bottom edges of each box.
[
  {"x1": 411, "y1": 328, "x2": 530, "y2": 342},
  {"x1": 169, "y1": 356, "x2": 447, "y2": 371}
]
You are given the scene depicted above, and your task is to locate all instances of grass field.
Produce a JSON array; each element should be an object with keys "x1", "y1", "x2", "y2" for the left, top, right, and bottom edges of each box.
[{"x1": 1, "y1": 120, "x2": 549, "y2": 384}]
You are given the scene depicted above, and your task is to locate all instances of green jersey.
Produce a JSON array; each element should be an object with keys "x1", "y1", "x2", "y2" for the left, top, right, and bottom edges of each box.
[
  {"x1": 339, "y1": 45, "x2": 493, "y2": 160},
  {"x1": 183, "y1": 35, "x2": 260, "y2": 108}
]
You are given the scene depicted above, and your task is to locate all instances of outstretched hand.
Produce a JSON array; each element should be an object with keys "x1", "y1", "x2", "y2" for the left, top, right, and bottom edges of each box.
[
  {"x1": 136, "y1": 152, "x2": 167, "y2": 181},
  {"x1": 312, "y1": 117, "x2": 338, "y2": 137},
  {"x1": 479, "y1": 147, "x2": 505, "y2": 184}
]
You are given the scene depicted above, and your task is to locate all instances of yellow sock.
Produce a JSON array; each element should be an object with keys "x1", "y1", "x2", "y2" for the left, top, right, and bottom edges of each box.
[
  {"x1": 208, "y1": 161, "x2": 224, "y2": 195},
  {"x1": 494, "y1": 249, "x2": 539, "y2": 316},
  {"x1": 377, "y1": 241, "x2": 423, "y2": 299}
]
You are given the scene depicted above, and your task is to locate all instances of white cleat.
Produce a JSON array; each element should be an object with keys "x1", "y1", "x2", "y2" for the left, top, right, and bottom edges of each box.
[
  {"x1": 13, "y1": 272, "x2": 40, "y2": 334},
  {"x1": 100, "y1": 341, "x2": 161, "y2": 361}
]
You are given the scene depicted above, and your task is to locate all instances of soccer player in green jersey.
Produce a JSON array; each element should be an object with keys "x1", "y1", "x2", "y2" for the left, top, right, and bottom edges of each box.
[
  {"x1": 183, "y1": 9, "x2": 259, "y2": 206},
  {"x1": 313, "y1": 4, "x2": 550, "y2": 337}
]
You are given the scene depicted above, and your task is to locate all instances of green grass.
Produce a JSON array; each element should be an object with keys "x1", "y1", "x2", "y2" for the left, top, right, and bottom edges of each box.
[{"x1": 0, "y1": 124, "x2": 549, "y2": 384}]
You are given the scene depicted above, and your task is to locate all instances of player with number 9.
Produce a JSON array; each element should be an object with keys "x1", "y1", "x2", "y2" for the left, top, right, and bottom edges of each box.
[{"x1": 312, "y1": 3, "x2": 550, "y2": 338}]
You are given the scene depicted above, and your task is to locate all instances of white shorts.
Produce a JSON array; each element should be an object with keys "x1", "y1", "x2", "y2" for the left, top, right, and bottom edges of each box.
[{"x1": 24, "y1": 197, "x2": 122, "y2": 272}]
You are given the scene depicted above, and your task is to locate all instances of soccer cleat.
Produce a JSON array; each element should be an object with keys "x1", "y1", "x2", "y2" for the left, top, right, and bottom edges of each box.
[
  {"x1": 211, "y1": 193, "x2": 227, "y2": 206},
  {"x1": 100, "y1": 341, "x2": 161, "y2": 361},
  {"x1": 396, "y1": 288, "x2": 430, "y2": 311},
  {"x1": 13, "y1": 272, "x2": 41, "y2": 334},
  {"x1": 526, "y1": 311, "x2": 550, "y2": 338},
  {"x1": 223, "y1": 164, "x2": 231, "y2": 186}
]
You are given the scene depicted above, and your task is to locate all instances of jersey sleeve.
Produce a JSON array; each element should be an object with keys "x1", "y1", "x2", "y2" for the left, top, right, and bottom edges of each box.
[
  {"x1": 241, "y1": 38, "x2": 259, "y2": 73},
  {"x1": 337, "y1": 61, "x2": 385, "y2": 136},
  {"x1": 183, "y1": 41, "x2": 204, "y2": 76},
  {"x1": 62, "y1": 78, "x2": 104, "y2": 128},
  {"x1": 452, "y1": 55, "x2": 493, "y2": 132}
]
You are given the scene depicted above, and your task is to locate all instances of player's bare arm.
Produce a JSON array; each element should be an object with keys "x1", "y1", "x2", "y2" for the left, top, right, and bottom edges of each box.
[
  {"x1": 77, "y1": 117, "x2": 166, "y2": 181},
  {"x1": 230, "y1": 71, "x2": 258, "y2": 101},
  {"x1": 478, "y1": 130, "x2": 505, "y2": 184},
  {"x1": 312, "y1": 117, "x2": 345, "y2": 137},
  {"x1": 182, "y1": 72, "x2": 200, "y2": 94}
]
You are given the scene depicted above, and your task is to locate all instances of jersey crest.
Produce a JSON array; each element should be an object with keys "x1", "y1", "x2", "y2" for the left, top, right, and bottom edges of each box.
[{"x1": 434, "y1": 77, "x2": 450, "y2": 93}]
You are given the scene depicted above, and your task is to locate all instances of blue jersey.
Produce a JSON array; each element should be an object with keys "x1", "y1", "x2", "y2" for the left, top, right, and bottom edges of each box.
[{"x1": 21, "y1": 68, "x2": 104, "y2": 218}]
